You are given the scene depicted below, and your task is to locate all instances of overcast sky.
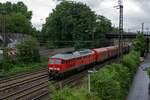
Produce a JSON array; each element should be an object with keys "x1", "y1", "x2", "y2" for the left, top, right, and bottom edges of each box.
[{"x1": 1, "y1": 0, "x2": 150, "y2": 32}]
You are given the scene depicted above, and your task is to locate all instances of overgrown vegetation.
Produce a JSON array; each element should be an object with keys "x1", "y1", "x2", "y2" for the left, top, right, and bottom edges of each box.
[
  {"x1": 147, "y1": 68, "x2": 150, "y2": 78},
  {"x1": 16, "y1": 36, "x2": 40, "y2": 63},
  {"x1": 133, "y1": 32, "x2": 147, "y2": 56},
  {"x1": 0, "y1": 60, "x2": 47, "y2": 77},
  {"x1": 49, "y1": 51, "x2": 140, "y2": 100},
  {"x1": 0, "y1": 36, "x2": 45, "y2": 77}
]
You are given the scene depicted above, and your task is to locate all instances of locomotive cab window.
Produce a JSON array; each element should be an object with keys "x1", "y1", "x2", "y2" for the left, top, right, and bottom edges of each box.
[
  {"x1": 49, "y1": 60, "x2": 54, "y2": 64},
  {"x1": 55, "y1": 60, "x2": 61, "y2": 64}
]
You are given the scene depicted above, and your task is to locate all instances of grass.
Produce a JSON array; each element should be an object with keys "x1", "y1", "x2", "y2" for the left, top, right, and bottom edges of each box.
[{"x1": 0, "y1": 59, "x2": 47, "y2": 78}]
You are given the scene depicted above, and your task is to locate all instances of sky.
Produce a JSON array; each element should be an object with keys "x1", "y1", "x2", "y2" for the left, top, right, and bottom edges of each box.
[{"x1": 1, "y1": 0, "x2": 150, "y2": 32}]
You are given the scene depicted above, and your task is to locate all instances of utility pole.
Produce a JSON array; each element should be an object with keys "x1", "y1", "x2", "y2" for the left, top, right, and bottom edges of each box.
[
  {"x1": 146, "y1": 27, "x2": 149, "y2": 36},
  {"x1": 142, "y1": 23, "x2": 144, "y2": 33},
  {"x1": 146, "y1": 27, "x2": 149, "y2": 53},
  {"x1": 115, "y1": 0, "x2": 123, "y2": 57},
  {"x1": 88, "y1": 70, "x2": 97, "y2": 94}
]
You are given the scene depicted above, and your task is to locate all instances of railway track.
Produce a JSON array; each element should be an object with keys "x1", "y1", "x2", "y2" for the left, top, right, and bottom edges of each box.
[
  {"x1": 0, "y1": 66, "x2": 88, "y2": 100},
  {"x1": 32, "y1": 70, "x2": 87, "y2": 100},
  {"x1": 0, "y1": 68, "x2": 46, "y2": 83},
  {"x1": 0, "y1": 69, "x2": 48, "y2": 100}
]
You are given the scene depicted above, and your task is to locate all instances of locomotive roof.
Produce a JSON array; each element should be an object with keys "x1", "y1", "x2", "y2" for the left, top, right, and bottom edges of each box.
[
  {"x1": 51, "y1": 54, "x2": 74, "y2": 59},
  {"x1": 50, "y1": 49, "x2": 93, "y2": 60}
]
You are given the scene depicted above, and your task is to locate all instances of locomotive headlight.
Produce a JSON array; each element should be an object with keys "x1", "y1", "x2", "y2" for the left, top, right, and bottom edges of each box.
[
  {"x1": 55, "y1": 68, "x2": 60, "y2": 71},
  {"x1": 49, "y1": 67, "x2": 60, "y2": 71},
  {"x1": 57, "y1": 68, "x2": 60, "y2": 71}
]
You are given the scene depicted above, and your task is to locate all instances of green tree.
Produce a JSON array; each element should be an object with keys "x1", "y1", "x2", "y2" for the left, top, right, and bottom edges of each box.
[
  {"x1": 133, "y1": 32, "x2": 146, "y2": 56},
  {"x1": 0, "y1": 2, "x2": 36, "y2": 35},
  {"x1": 0, "y1": 1, "x2": 32, "y2": 19},
  {"x1": 6, "y1": 13, "x2": 33, "y2": 33},
  {"x1": 42, "y1": 1, "x2": 96, "y2": 49},
  {"x1": 94, "y1": 15, "x2": 112, "y2": 47},
  {"x1": 16, "y1": 36, "x2": 40, "y2": 63}
]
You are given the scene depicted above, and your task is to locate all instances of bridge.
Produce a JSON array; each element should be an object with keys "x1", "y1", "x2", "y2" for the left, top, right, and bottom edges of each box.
[
  {"x1": 105, "y1": 32, "x2": 150, "y2": 46},
  {"x1": 106, "y1": 32, "x2": 150, "y2": 39}
]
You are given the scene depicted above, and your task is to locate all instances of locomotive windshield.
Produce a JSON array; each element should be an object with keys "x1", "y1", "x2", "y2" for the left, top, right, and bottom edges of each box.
[
  {"x1": 49, "y1": 59, "x2": 61, "y2": 64},
  {"x1": 55, "y1": 60, "x2": 61, "y2": 64},
  {"x1": 49, "y1": 59, "x2": 54, "y2": 64}
]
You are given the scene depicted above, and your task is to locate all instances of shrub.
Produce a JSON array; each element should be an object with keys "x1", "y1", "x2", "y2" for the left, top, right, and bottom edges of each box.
[
  {"x1": 111, "y1": 64, "x2": 131, "y2": 95},
  {"x1": 51, "y1": 87, "x2": 93, "y2": 100},
  {"x1": 132, "y1": 32, "x2": 146, "y2": 56},
  {"x1": 121, "y1": 51, "x2": 139, "y2": 76},
  {"x1": 91, "y1": 66, "x2": 123, "y2": 100},
  {"x1": 16, "y1": 36, "x2": 40, "y2": 63},
  {"x1": 1, "y1": 48, "x2": 12, "y2": 70},
  {"x1": 147, "y1": 67, "x2": 150, "y2": 78},
  {"x1": 0, "y1": 60, "x2": 47, "y2": 77}
]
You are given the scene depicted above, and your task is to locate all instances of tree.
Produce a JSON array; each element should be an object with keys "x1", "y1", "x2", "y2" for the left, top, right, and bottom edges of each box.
[
  {"x1": 1, "y1": 1, "x2": 32, "y2": 19},
  {"x1": 42, "y1": 1, "x2": 96, "y2": 49},
  {"x1": 0, "y1": 2, "x2": 35, "y2": 35},
  {"x1": 6, "y1": 13, "x2": 33, "y2": 33},
  {"x1": 16, "y1": 36, "x2": 40, "y2": 63},
  {"x1": 94, "y1": 15, "x2": 112, "y2": 47},
  {"x1": 133, "y1": 32, "x2": 146, "y2": 56}
]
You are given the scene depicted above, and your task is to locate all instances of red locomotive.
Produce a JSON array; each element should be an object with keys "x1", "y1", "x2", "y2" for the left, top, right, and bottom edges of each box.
[{"x1": 48, "y1": 45, "x2": 129, "y2": 78}]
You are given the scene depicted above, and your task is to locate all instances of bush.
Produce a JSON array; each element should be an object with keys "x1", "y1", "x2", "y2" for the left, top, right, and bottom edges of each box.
[
  {"x1": 121, "y1": 51, "x2": 139, "y2": 76},
  {"x1": 51, "y1": 86, "x2": 94, "y2": 100},
  {"x1": 133, "y1": 32, "x2": 147, "y2": 56},
  {"x1": 1, "y1": 48, "x2": 12, "y2": 70},
  {"x1": 147, "y1": 67, "x2": 150, "y2": 78},
  {"x1": 16, "y1": 36, "x2": 40, "y2": 63},
  {"x1": 111, "y1": 64, "x2": 131, "y2": 95},
  {"x1": 0, "y1": 60, "x2": 47, "y2": 77},
  {"x1": 91, "y1": 65, "x2": 123, "y2": 100}
]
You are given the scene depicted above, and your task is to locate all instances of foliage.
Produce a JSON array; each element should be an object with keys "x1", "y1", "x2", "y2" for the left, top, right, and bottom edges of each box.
[
  {"x1": 0, "y1": 1, "x2": 32, "y2": 19},
  {"x1": 94, "y1": 15, "x2": 112, "y2": 47},
  {"x1": 16, "y1": 36, "x2": 40, "y2": 63},
  {"x1": 42, "y1": 1, "x2": 112, "y2": 49},
  {"x1": 133, "y1": 32, "x2": 146, "y2": 56},
  {"x1": 110, "y1": 64, "x2": 131, "y2": 95},
  {"x1": 121, "y1": 51, "x2": 140, "y2": 76},
  {"x1": 6, "y1": 13, "x2": 33, "y2": 33},
  {"x1": 147, "y1": 67, "x2": 150, "y2": 78},
  {"x1": 91, "y1": 66, "x2": 123, "y2": 100},
  {"x1": 0, "y1": 2, "x2": 36, "y2": 35},
  {"x1": 1, "y1": 48, "x2": 10, "y2": 70},
  {"x1": 0, "y1": 60, "x2": 47, "y2": 77},
  {"x1": 51, "y1": 86, "x2": 98, "y2": 100}
]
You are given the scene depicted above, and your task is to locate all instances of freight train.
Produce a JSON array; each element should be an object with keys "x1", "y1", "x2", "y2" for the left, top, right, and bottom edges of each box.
[{"x1": 48, "y1": 44, "x2": 130, "y2": 78}]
